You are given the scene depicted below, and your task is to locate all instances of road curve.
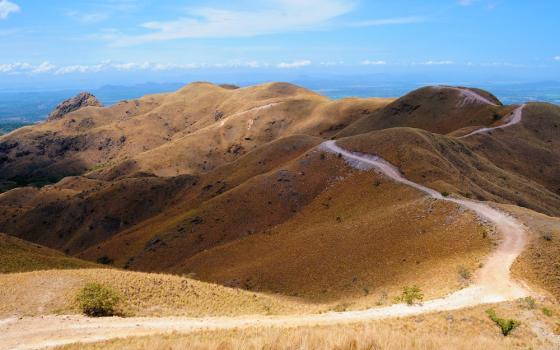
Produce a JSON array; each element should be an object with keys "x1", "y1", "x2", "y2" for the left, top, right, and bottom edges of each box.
[
  {"x1": 0, "y1": 142, "x2": 532, "y2": 350},
  {"x1": 459, "y1": 104, "x2": 526, "y2": 139},
  {"x1": 433, "y1": 86, "x2": 499, "y2": 107}
]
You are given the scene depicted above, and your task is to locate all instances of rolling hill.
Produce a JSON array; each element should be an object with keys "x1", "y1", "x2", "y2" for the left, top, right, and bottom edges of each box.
[{"x1": 0, "y1": 82, "x2": 558, "y2": 306}]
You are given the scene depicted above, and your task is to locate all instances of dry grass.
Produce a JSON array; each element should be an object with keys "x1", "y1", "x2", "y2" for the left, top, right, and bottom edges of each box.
[
  {"x1": 0, "y1": 234, "x2": 96, "y2": 273},
  {"x1": 54, "y1": 302, "x2": 555, "y2": 350},
  {"x1": 0, "y1": 268, "x2": 307, "y2": 317},
  {"x1": 180, "y1": 167, "x2": 493, "y2": 303},
  {"x1": 507, "y1": 204, "x2": 560, "y2": 300}
]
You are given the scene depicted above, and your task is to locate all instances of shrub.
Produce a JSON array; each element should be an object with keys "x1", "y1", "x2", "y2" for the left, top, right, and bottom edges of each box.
[
  {"x1": 441, "y1": 191, "x2": 450, "y2": 197},
  {"x1": 96, "y1": 255, "x2": 113, "y2": 265},
  {"x1": 543, "y1": 233, "x2": 553, "y2": 242},
  {"x1": 522, "y1": 296, "x2": 536, "y2": 310},
  {"x1": 398, "y1": 285, "x2": 424, "y2": 305},
  {"x1": 76, "y1": 283, "x2": 121, "y2": 317},
  {"x1": 542, "y1": 307, "x2": 553, "y2": 317},
  {"x1": 458, "y1": 266, "x2": 472, "y2": 281},
  {"x1": 486, "y1": 309, "x2": 520, "y2": 336}
]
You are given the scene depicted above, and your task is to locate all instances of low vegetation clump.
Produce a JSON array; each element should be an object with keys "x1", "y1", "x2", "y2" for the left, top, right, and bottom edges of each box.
[
  {"x1": 76, "y1": 283, "x2": 121, "y2": 317},
  {"x1": 542, "y1": 307, "x2": 553, "y2": 317},
  {"x1": 458, "y1": 266, "x2": 472, "y2": 282},
  {"x1": 441, "y1": 191, "x2": 450, "y2": 197},
  {"x1": 521, "y1": 296, "x2": 536, "y2": 310},
  {"x1": 485, "y1": 309, "x2": 520, "y2": 336},
  {"x1": 396, "y1": 285, "x2": 424, "y2": 305},
  {"x1": 542, "y1": 233, "x2": 553, "y2": 242}
]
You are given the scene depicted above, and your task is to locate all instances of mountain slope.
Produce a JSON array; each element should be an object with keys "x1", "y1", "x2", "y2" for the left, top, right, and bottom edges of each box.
[
  {"x1": 0, "y1": 233, "x2": 96, "y2": 273},
  {"x1": 338, "y1": 86, "x2": 511, "y2": 137},
  {"x1": 0, "y1": 83, "x2": 558, "y2": 305},
  {"x1": 0, "y1": 82, "x2": 392, "y2": 188}
]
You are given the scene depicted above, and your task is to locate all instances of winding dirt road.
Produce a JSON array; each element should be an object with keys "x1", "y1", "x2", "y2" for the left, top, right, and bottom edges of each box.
[
  {"x1": 0, "y1": 110, "x2": 533, "y2": 350},
  {"x1": 460, "y1": 104, "x2": 526, "y2": 138},
  {"x1": 433, "y1": 86, "x2": 499, "y2": 106}
]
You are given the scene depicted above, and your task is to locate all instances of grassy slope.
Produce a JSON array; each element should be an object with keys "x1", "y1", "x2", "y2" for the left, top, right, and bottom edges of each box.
[
  {"x1": 507, "y1": 204, "x2": 560, "y2": 300},
  {"x1": 54, "y1": 302, "x2": 557, "y2": 350},
  {"x1": 0, "y1": 82, "x2": 391, "y2": 183},
  {"x1": 0, "y1": 268, "x2": 306, "y2": 317},
  {"x1": 0, "y1": 84, "x2": 558, "y2": 310},
  {"x1": 337, "y1": 86, "x2": 511, "y2": 137},
  {"x1": 0, "y1": 233, "x2": 96, "y2": 273},
  {"x1": 336, "y1": 125, "x2": 560, "y2": 217},
  {"x1": 0, "y1": 135, "x2": 321, "y2": 254},
  {"x1": 180, "y1": 168, "x2": 492, "y2": 303}
]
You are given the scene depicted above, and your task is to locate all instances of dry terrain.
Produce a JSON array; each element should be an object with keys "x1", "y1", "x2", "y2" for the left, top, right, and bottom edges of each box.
[{"x1": 0, "y1": 83, "x2": 559, "y2": 349}]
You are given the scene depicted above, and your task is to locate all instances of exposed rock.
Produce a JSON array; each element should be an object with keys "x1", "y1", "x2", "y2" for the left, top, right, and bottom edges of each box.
[{"x1": 47, "y1": 92, "x2": 102, "y2": 121}]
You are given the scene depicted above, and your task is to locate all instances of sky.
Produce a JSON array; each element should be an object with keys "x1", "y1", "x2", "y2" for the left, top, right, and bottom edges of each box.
[{"x1": 0, "y1": 0, "x2": 559, "y2": 90}]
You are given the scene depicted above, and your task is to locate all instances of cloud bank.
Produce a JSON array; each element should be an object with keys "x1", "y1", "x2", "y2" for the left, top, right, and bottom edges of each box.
[{"x1": 0, "y1": 0, "x2": 20, "y2": 19}]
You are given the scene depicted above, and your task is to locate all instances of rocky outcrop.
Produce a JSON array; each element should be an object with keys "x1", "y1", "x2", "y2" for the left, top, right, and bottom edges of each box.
[{"x1": 47, "y1": 92, "x2": 102, "y2": 121}]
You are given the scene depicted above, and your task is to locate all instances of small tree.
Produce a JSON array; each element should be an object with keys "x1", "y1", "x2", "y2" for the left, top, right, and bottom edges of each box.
[
  {"x1": 399, "y1": 285, "x2": 424, "y2": 305},
  {"x1": 486, "y1": 309, "x2": 520, "y2": 336},
  {"x1": 76, "y1": 283, "x2": 121, "y2": 317}
]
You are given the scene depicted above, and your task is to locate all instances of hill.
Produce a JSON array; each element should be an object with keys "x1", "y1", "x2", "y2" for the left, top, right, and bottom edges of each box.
[
  {"x1": 0, "y1": 233, "x2": 96, "y2": 273},
  {"x1": 0, "y1": 82, "x2": 391, "y2": 189},
  {"x1": 0, "y1": 83, "x2": 558, "y2": 306}
]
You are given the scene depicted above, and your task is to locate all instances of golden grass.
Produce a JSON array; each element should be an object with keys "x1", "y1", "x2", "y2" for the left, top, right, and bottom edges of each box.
[
  {"x1": 180, "y1": 167, "x2": 492, "y2": 303},
  {"x1": 54, "y1": 301, "x2": 555, "y2": 350},
  {"x1": 507, "y1": 204, "x2": 560, "y2": 300},
  {"x1": 0, "y1": 268, "x2": 307, "y2": 317},
  {"x1": 0, "y1": 234, "x2": 96, "y2": 273}
]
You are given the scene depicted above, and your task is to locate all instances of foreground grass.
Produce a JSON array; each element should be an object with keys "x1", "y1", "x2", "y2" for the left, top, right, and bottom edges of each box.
[
  {"x1": 55, "y1": 303, "x2": 552, "y2": 350},
  {"x1": 0, "y1": 268, "x2": 306, "y2": 317}
]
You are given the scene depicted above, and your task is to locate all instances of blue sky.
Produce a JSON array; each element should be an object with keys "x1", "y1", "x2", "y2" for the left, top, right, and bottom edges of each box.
[{"x1": 0, "y1": 0, "x2": 559, "y2": 89}]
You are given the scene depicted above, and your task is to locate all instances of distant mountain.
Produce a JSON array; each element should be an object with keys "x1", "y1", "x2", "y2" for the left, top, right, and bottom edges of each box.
[{"x1": 0, "y1": 82, "x2": 186, "y2": 123}]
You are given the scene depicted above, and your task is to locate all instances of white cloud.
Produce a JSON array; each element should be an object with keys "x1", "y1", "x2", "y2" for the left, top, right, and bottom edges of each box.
[
  {"x1": 0, "y1": 0, "x2": 20, "y2": 20},
  {"x1": 0, "y1": 62, "x2": 54, "y2": 74},
  {"x1": 109, "y1": 0, "x2": 355, "y2": 45},
  {"x1": 423, "y1": 60, "x2": 455, "y2": 65},
  {"x1": 554, "y1": 56, "x2": 560, "y2": 61},
  {"x1": 277, "y1": 60, "x2": 312, "y2": 69},
  {"x1": 361, "y1": 60, "x2": 386, "y2": 65},
  {"x1": 32, "y1": 61, "x2": 56, "y2": 73},
  {"x1": 0, "y1": 60, "x2": 270, "y2": 75},
  {"x1": 458, "y1": 0, "x2": 476, "y2": 6}
]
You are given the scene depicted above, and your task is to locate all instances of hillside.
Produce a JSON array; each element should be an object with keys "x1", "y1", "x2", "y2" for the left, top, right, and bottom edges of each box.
[
  {"x1": 0, "y1": 233, "x2": 96, "y2": 273},
  {"x1": 0, "y1": 82, "x2": 391, "y2": 189},
  {"x1": 0, "y1": 83, "x2": 558, "y2": 306}
]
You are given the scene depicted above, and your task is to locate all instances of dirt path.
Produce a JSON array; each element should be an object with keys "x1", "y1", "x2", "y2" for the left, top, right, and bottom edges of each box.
[
  {"x1": 0, "y1": 137, "x2": 533, "y2": 350},
  {"x1": 460, "y1": 104, "x2": 526, "y2": 138},
  {"x1": 432, "y1": 86, "x2": 499, "y2": 106}
]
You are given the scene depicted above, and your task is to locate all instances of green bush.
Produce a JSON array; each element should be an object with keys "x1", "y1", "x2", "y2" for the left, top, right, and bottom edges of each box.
[
  {"x1": 441, "y1": 191, "x2": 450, "y2": 197},
  {"x1": 522, "y1": 296, "x2": 536, "y2": 310},
  {"x1": 486, "y1": 309, "x2": 520, "y2": 336},
  {"x1": 398, "y1": 285, "x2": 424, "y2": 305},
  {"x1": 542, "y1": 307, "x2": 553, "y2": 317},
  {"x1": 76, "y1": 283, "x2": 121, "y2": 317}
]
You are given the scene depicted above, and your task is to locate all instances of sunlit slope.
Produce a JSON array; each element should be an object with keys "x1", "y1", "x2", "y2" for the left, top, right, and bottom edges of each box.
[
  {"x1": 0, "y1": 233, "x2": 96, "y2": 273},
  {"x1": 0, "y1": 82, "x2": 391, "y2": 186}
]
